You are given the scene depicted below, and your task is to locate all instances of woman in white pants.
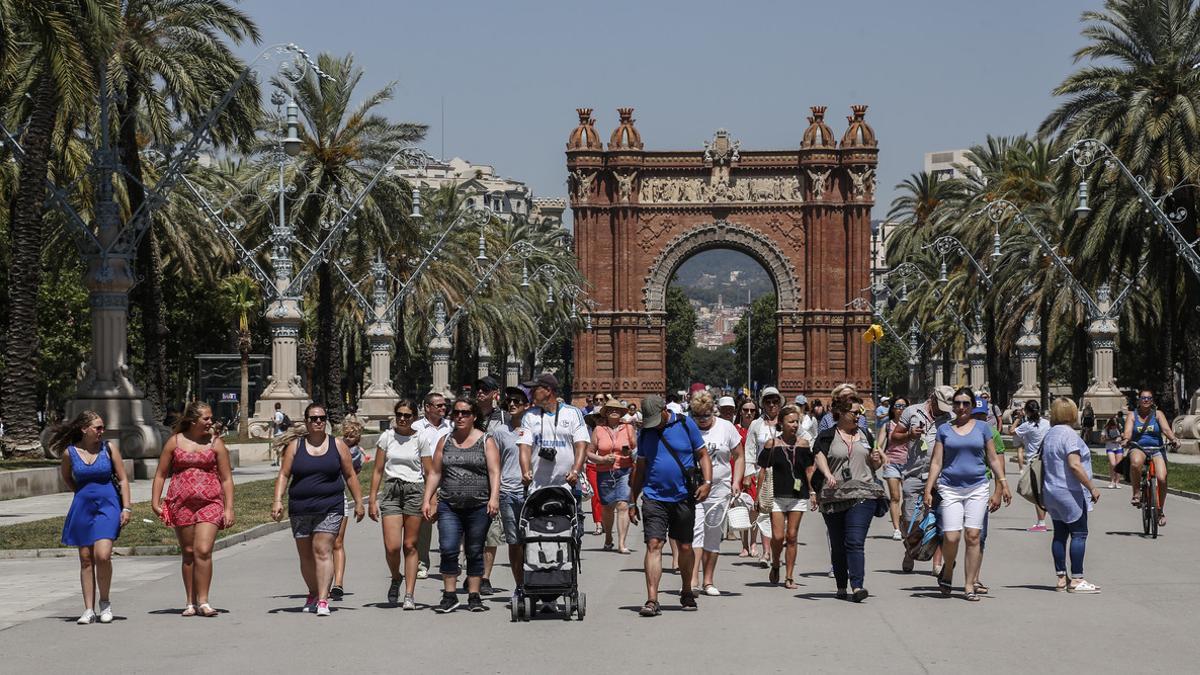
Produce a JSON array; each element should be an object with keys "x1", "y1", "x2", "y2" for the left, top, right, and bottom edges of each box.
[
  {"x1": 924, "y1": 387, "x2": 1010, "y2": 602},
  {"x1": 688, "y1": 391, "x2": 744, "y2": 595}
]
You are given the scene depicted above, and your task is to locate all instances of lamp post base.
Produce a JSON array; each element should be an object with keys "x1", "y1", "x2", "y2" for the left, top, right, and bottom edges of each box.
[{"x1": 45, "y1": 396, "x2": 168, "y2": 479}]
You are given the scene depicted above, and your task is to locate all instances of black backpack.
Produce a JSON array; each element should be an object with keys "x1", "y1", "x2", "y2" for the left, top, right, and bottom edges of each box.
[{"x1": 278, "y1": 412, "x2": 293, "y2": 431}]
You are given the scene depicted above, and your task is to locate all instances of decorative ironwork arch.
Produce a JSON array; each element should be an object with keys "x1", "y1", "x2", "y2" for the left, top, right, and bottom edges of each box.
[{"x1": 642, "y1": 220, "x2": 801, "y2": 312}]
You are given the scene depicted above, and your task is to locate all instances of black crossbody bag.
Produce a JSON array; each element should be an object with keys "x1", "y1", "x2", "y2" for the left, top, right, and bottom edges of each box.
[{"x1": 659, "y1": 417, "x2": 703, "y2": 499}]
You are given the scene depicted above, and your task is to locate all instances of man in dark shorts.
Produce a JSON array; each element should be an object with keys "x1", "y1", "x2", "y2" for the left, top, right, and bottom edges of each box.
[{"x1": 629, "y1": 395, "x2": 713, "y2": 616}]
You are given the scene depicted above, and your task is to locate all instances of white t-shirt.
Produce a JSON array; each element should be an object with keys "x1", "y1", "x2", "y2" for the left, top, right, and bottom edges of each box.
[
  {"x1": 622, "y1": 411, "x2": 643, "y2": 426},
  {"x1": 1015, "y1": 418, "x2": 1052, "y2": 460},
  {"x1": 799, "y1": 414, "x2": 817, "y2": 444},
  {"x1": 700, "y1": 417, "x2": 743, "y2": 495},
  {"x1": 412, "y1": 417, "x2": 451, "y2": 459},
  {"x1": 666, "y1": 402, "x2": 684, "y2": 415},
  {"x1": 520, "y1": 403, "x2": 590, "y2": 490},
  {"x1": 376, "y1": 428, "x2": 424, "y2": 482},
  {"x1": 273, "y1": 410, "x2": 284, "y2": 436}
]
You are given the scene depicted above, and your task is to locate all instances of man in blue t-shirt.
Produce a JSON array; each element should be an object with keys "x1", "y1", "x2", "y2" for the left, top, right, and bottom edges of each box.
[{"x1": 629, "y1": 395, "x2": 713, "y2": 616}]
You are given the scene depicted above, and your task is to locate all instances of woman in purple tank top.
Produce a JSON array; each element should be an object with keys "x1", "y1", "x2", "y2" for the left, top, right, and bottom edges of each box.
[{"x1": 272, "y1": 403, "x2": 364, "y2": 617}]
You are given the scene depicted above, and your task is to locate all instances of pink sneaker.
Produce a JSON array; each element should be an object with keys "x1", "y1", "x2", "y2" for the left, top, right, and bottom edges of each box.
[
  {"x1": 316, "y1": 600, "x2": 330, "y2": 617},
  {"x1": 1027, "y1": 523, "x2": 1048, "y2": 532},
  {"x1": 301, "y1": 595, "x2": 317, "y2": 612}
]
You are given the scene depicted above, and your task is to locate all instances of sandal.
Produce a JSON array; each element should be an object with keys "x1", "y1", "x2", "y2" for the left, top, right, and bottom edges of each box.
[
  {"x1": 738, "y1": 549, "x2": 751, "y2": 558},
  {"x1": 197, "y1": 603, "x2": 218, "y2": 617},
  {"x1": 638, "y1": 600, "x2": 661, "y2": 617},
  {"x1": 181, "y1": 604, "x2": 196, "y2": 617},
  {"x1": 784, "y1": 578, "x2": 797, "y2": 590},
  {"x1": 965, "y1": 591, "x2": 981, "y2": 602},
  {"x1": 1130, "y1": 495, "x2": 1141, "y2": 508},
  {"x1": 769, "y1": 565, "x2": 781, "y2": 585},
  {"x1": 618, "y1": 547, "x2": 632, "y2": 555},
  {"x1": 1158, "y1": 512, "x2": 1166, "y2": 527},
  {"x1": 1068, "y1": 580, "x2": 1101, "y2": 594},
  {"x1": 1055, "y1": 574, "x2": 1069, "y2": 592},
  {"x1": 973, "y1": 582, "x2": 989, "y2": 595},
  {"x1": 603, "y1": 542, "x2": 614, "y2": 551},
  {"x1": 937, "y1": 576, "x2": 952, "y2": 598}
]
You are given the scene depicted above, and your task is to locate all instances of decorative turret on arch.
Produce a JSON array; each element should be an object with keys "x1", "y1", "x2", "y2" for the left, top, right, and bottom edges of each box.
[{"x1": 642, "y1": 221, "x2": 800, "y2": 313}]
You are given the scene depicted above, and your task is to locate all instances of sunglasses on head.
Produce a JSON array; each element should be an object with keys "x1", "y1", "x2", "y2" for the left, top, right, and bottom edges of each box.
[
  {"x1": 450, "y1": 409, "x2": 473, "y2": 419},
  {"x1": 307, "y1": 415, "x2": 327, "y2": 422}
]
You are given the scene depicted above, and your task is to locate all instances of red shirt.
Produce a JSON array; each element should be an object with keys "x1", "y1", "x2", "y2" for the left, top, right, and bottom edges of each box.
[{"x1": 592, "y1": 423, "x2": 636, "y2": 471}]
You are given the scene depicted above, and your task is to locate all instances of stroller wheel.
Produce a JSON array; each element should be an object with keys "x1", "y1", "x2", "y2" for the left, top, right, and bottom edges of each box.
[
  {"x1": 523, "y1": 596, "x2": 536, "y2": 622},
  {"x1": 511, "y1": 596, "x2": 521, "y2": 622},
  {"x1": 562, "y1": 595, "x2": 573, "y2": 621},
  {"x1": 577, "y1": 592, "x2": 586, "y2": 621}
]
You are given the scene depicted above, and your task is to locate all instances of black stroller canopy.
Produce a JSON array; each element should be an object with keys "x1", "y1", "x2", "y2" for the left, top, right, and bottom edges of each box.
[{"x1": 525, "y1": 486, "x2": 576, "y2": 518}]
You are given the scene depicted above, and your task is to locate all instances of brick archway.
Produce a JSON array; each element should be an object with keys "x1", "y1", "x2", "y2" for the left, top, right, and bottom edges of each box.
[
  {"x1": 641, "y1": 220, "x2": 801, "y2": 313},
  {"x1": 567, "y1": 107, "x2": 877, "y2": 402}
]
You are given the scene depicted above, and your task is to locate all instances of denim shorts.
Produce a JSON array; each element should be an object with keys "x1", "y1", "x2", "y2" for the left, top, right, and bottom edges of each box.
[
  {"x1": 498, "y1": 491, "x2": 526, "y2": 545},
  {"x1": 290, "y1": 511, "x2": 343, "y2": 538},
  {"x1": 882, "y1": 463, "x2": 903, "y2": 480},
  {"x1": 597, "y1": 467, "x2": 632, "y2": 505}
]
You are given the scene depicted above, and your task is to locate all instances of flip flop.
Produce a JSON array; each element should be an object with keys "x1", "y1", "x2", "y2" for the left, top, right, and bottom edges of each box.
[
  {"x1": 197, "y1": 603, "x2": 218, "y2": 617},
  {"x1": 181, "y1": 604, "x2": 196, "y2": 617},
  {"x1": 1067, "y1": 580, "x2": 1101, "y2": 594}
]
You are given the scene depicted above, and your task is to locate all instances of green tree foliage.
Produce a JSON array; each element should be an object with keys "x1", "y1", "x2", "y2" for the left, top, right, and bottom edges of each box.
[
  {"x1": 688, "y1": 345, "x2": 740, "y2": 390},
  {"x1": 732, "y1": 293, "x2": 777, "y2": 388},
  {"x1": 665, "y1": 285, "x2": 696, "y2": 392}
]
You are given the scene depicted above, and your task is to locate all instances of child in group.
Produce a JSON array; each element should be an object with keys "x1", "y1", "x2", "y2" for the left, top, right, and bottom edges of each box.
[
  {"x1": 330, "y1": 416, "x2": 367, "y2": 601},
  {"x1": 1103, "y1": 418, "x2": 1123, "y2": 489}
]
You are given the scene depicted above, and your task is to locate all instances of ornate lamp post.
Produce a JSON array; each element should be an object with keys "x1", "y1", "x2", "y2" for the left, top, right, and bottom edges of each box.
[
  {"x1": 922, "y1": 235, "x2": 996, "y2": 390},
  {"x1": 1056, "y1": 138, "x2": 1200, "y2": 449}
]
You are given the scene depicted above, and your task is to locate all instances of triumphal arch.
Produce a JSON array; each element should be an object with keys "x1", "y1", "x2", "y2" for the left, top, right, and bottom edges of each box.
[{"x1": 567, "y1": 106, "x2": 877, "y2": 402}]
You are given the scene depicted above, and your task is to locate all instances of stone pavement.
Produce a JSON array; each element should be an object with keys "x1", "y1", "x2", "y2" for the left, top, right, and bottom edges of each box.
[{"x1": 2, "y1": 476, "x2": 1200, "y2": 673}]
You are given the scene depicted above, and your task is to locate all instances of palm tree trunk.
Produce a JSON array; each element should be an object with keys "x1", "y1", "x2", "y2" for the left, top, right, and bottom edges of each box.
[
  {"x1": 316, "y1": 262, "x2": 343, "y2": 421},
  {"x1": 1162, "y1": 254, "x2": 1178, "y2": 413},
  {"x1": 118, "y1": 86, "x2": 168, "y2": 421},
  {"x1": 1039, "y1": 294, "x2": 1050, "y2": 411},
  {"x1": 1071, "y1": 324, "x2": 1088, "y2": 402},
  {"x1": 1, "y1": 76, "x2": 56, "y2": 458},
  {"x1": 239, "y1": 336, "x2": 250, "y2": 442}
]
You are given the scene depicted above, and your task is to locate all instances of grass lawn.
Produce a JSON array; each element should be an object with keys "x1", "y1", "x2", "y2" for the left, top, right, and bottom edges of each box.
[
  {"x1": 1089, "y1": 453, "x2": 1200, "y2": 494},
  {"x1": 0, "y1": 464, "x2": 375, "y2": 551}
]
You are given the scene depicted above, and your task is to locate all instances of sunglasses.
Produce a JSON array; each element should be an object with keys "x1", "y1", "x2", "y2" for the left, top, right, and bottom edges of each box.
[
  {"x1": 429, "y1": 402, "x2": 447, "y2": 409},
  {"x1": 741, "y1": 408, "x2": 757, "y2": 414},
  {"x1": 395, "y1": 412, "x2": 415, "y2": 419},
  {"x1": 952, "y1": 400, "x2": 973, "y2": 408},
  {"x1": 307, "y1": 415, "x2": 327, "y2": 422},
  {"x1": 1138, "y1": 396, "x2": 1154, "y2": 401},
  {"x1": 692, "y1": 413, "x2": 713, "y2": 420},
  {"x1": 449, "y1": 410, "x2": 473, "y2": 419},
  {"x1": 895, "y1": 403, "x2": 907, "y2": 409},
  {"x1": 505, "y1": 398, "x2": 527, "y2": 407}
]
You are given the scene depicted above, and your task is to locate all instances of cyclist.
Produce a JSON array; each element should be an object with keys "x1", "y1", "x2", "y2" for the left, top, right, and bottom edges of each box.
[{"x1": 1122, "y1": 389, "x2": 1181, "y2": 527}]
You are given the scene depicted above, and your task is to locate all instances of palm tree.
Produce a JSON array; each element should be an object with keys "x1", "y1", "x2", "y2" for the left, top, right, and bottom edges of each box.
[
  {"x1": 1041, "y1": 0, "x2": 1200, "y2": 402},
  {"x1": 885, "y1": 171, "x2": 957, "y2": 267},
  {"x1": 220, "y1": 272, "x2": 257, "y2": 440},
  {"x1": 0, "y1": 2, "x2": 115, "y2": 458},
  {"x1": 256, "y1": 52, "x2": 426, "y2": 421},
  {"x1": 109, "y1": 0, "x2": 262, "y2": 418}
]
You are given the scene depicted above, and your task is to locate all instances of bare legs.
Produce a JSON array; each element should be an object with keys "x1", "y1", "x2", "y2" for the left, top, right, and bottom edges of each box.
[
  {"x1": 295, "y1": 532, "x2": 336, "y2": 601},
  {"x1": 938, "y1": 528, "x2": 983, "y2": 592},
  {"x1": 77, "y1": 539, "x2": 114, "y2": 610},
  {"x1": 769, "y1": 511, "x2": 803, "y2": 584},
  {"x1": 332, "y1": 517, "x2": 349, "y2": 589},
  {"x1": 644, "y1": 538, "x2": 695, "y2": 603},
  {"x1": 175, "y1": 523, "x2": 219, "y2": 606},
  {"x1": 602, "y1": 501, "x2": 630, "y2": 550},
  {"x1": 886, "y1": 477, "x2": 903, "y2": 532}
]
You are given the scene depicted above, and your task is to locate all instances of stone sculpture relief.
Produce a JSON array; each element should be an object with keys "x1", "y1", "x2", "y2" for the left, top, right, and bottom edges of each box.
[
  {"x1": 849, "y1": 167, "x2": 875, "y2": 200},
  {"x1": 807, "y1": 168, "x2": 831, "y2": 200},
  {"x1": 615, "y1": 170, "x2": 637, "y2": 204},
  {"x1": 569, "y1": 169, "x2": 596, "y2": 203},
  {"x1": 636, "y1": 175, "x2": 803, "y2": 204}
]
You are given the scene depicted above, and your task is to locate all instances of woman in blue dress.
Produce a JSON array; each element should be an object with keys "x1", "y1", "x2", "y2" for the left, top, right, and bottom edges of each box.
[{"x1": 54, "y1": 411, "x2": 132, "y2": 625}]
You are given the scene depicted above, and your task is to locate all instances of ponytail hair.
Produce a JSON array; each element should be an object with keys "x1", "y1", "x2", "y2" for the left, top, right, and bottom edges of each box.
[
  {"x1": 173, "y1": 400, "x2": 212, "y2": 435},
  {"x1": 1024, "y1": 399, "x2": 1041, "y2": 423},
  {"x1": 46, "y1": 410, "x2": 102, "y2": 458}
]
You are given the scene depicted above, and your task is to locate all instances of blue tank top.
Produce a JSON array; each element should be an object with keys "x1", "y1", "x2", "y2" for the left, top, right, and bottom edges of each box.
[
  {"x1": 1131, "y1": 411, "x2": 1163, "y2": 449},
  {"x1": 288, "y1": 435, "x2": 345, "y2": 515}
]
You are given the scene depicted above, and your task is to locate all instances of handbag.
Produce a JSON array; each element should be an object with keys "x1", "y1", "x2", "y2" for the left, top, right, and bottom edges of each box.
[
  {"x1": 660, "y1": 417, "x2": 703, "y2": 498},
  {"x1": 102, "y1": 442, "x2": 124, "y2": 507},
  {"x1": 1017, "y1": 440, "x2": 1045, "y2": 509},
  {"x1": 902, "y1": 496, "x2": 941, "y2": 561},
  {"x1": 757, "y1": 449, "x2": 776, "y2": 513}
]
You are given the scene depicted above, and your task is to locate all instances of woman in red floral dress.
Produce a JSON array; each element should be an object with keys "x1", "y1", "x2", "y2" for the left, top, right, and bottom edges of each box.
[{"x1": 151, "y1": 402, "x2": 235, "y2": 617}]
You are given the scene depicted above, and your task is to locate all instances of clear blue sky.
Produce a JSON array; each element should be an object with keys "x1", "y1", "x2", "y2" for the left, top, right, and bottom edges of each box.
[{"x1": 237, "y1": 0, "x2": 1097, "y2": 216}]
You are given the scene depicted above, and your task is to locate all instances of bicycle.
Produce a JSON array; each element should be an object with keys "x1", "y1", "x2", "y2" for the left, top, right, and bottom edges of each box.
[{"x1": 1127, "y1": 441, "x2": 1164, "y2": 539}]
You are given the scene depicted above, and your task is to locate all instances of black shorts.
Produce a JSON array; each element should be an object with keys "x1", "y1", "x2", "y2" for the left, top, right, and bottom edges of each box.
[{"x1": 641, "y1": 498, "x2": 695, "y2": 544}]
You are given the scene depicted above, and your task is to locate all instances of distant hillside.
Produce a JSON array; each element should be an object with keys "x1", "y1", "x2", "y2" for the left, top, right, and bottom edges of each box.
[{"x1": 671, "y1": 249, "x2": 773, "y2": 305}]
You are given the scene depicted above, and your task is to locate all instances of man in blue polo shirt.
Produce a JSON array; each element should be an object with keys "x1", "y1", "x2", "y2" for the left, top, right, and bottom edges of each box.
[{"x1": 629, "y1": 395, "x2": 713, "y2": 617}]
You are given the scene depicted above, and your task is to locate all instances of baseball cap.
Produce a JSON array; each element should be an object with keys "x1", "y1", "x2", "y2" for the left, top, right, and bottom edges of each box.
[
  {"x1": 794, "y1": 394, "x2": 808, "y2": 406},
  {"x1": 717, "y1": 396, "x2": 736, "y2": 409},
  {"x1": 932, "y1": 385, "x2": 955, "y2": 414},
  {"x1": 503, "y1": 386, "x2": 528, "y2": 402},
  {"x1": 475, "y1": 376, "x2": 500, "y2": 393},
  {"x1": 521, "y1": 372, "x2": 559, "y2": 390},
  {"x1": 972, "y1": 397, "x2": 988, "y2": 416},
  {"x1": 642, "y1": 394, "x2": 667, "y2": 428},
  {"x1": 760, "y1": 386, "x2": 781, "y2": 403}
]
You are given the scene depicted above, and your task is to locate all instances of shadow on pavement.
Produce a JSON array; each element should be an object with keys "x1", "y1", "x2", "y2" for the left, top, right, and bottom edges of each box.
[
  {"x1": 1002, "y1": 584, "x2": 1058, "y2": 592},
  {"x1": 792, "y1": 592, "x2": 842, "y2": 601},
  {"x1": 51, "y1": 615, "x2": 128, "y2": 622},
  {"x1": 1104, "y1": 530, "x2": 1155, "y2": 537},
  {"x1": 147, "y1": 607, "x2": 229, "y2": 615}
]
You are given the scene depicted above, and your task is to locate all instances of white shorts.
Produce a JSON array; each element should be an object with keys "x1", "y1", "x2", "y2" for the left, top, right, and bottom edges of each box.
[
  {"x1": 693, "y1": 493, "x2": 730, "y2": 553},
  {"x1": 771, "y1": 496, "x2": 809, "y2": 513},
  {"x1": 936, "y1": 482, "x2": 990, "y2": 532}
]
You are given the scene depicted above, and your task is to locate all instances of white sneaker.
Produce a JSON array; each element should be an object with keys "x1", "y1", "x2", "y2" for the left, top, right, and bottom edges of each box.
[
  {"x1": 703, "y1": 584, "x2": 721, "y2": 597},
  {"x1": 892, "y1": 528, "x2": 903, "y2": 541},
  {"x1": 416, "y1": 565, "x2": 429, "y2": 580},
  {"x1": 76, "y1": 609, "x2": 96, "y2": 625},
  {"x1": 98, "y1": 601, "x2": 113, "y2": 624},
  {"x1": 316, "y1": 600, "x2": 331, "y2": 616}
]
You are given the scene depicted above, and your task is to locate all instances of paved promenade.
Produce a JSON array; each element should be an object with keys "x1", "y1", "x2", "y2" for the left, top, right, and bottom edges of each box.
[{"x1": 3, "y1": 471, "x2": 1200, "y2": 673}]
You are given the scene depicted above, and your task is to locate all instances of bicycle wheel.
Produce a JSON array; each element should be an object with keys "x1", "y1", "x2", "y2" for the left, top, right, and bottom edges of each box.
[
  {"x1": 1141, "y1": 480, "x2": 1152, "y2": 536},
  {"x1": 1148, "y1": 477, "x2": 1159, "y2": 539}
]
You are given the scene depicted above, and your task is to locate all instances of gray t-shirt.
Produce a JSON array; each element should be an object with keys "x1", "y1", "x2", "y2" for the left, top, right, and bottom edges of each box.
[
  {"x1": 489, "y1": 422, "x2": 529, "y2": 494},
  {"x1": 897, "y1": 402, "x2": 944, "y2": 482},
  {"x1": 824, "y1": 431, "x2": 876, "y2": 485}
]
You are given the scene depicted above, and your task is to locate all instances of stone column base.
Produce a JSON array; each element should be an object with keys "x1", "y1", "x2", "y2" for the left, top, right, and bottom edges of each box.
[
  {"x1": 250, "y1": 396, "x2": 311, "y2": 439},
  {"x1": 357, "y1": 393, "x2": 399, "y2": 433}
]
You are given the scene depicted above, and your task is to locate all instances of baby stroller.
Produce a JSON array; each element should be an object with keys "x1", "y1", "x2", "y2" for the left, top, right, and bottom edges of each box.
[{"x1": 512, "y1": 486, "x2": 585, "y2": 622}]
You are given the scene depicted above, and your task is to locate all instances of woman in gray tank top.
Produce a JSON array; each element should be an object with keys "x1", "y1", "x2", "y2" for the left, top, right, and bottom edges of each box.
[{"x1": 422, "y1": 397, "x2": 500, "y2": 614}]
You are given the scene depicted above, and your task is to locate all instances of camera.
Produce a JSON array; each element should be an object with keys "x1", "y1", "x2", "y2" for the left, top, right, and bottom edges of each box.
[
  {"x1": 537, "y1": 445, "x2": 557, "y2": 461},
  {"x1": 620, "y1": 445, "x2": 630, "y2": 456}
]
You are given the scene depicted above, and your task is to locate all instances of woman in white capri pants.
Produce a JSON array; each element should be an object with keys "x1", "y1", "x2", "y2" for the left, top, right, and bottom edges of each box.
[
  {"x1": 688, "y1": 391, "x2": 744, "y2": 596},
  {"x1": 923, "y1": 387, "x2": 1010, "y2": 602}
]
